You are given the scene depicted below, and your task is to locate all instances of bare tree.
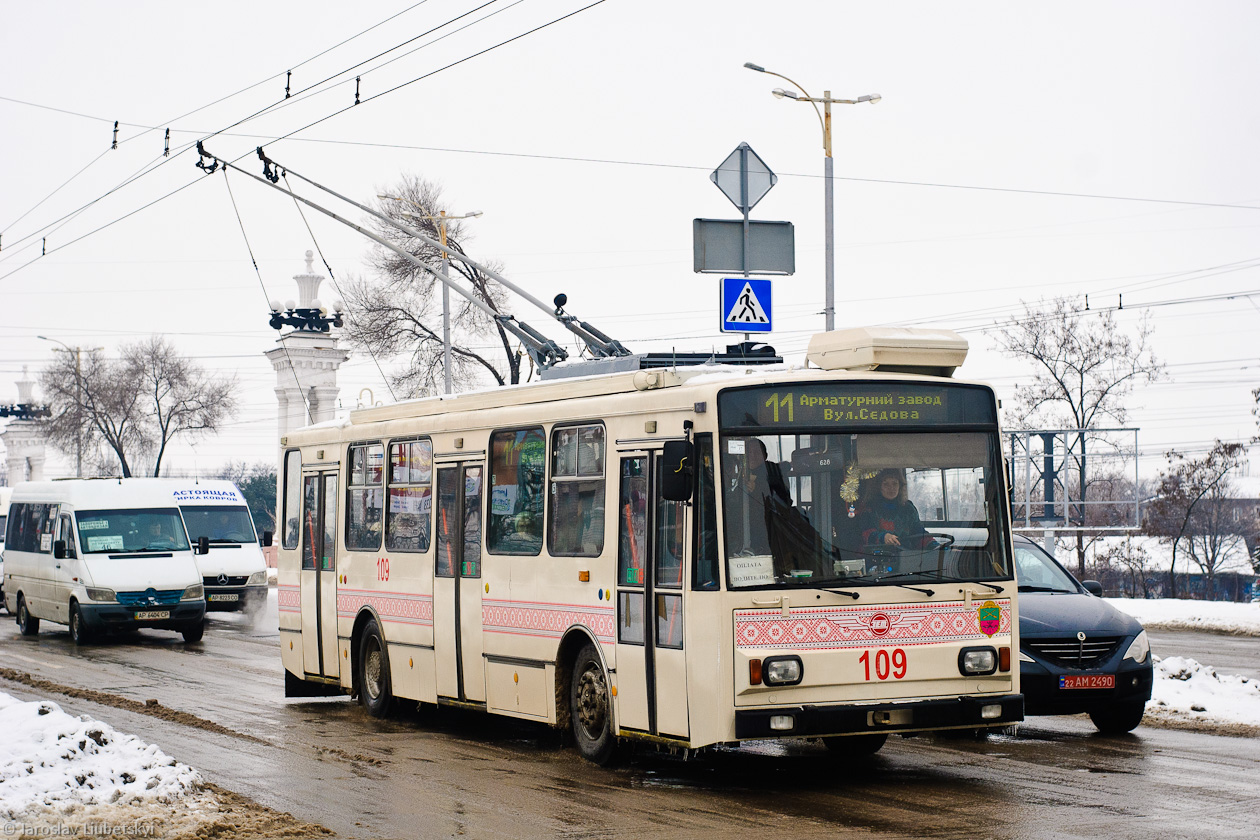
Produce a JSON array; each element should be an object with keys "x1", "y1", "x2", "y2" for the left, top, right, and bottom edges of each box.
[
  {"x1": 39, "y1": 337, "x2": 236, "y2": 477},
  {"x1": 1144, "y1": 441, "x2": 1247, "y2": 599},
  {"x1": 1095, "y1": 537, "x2": 1154, "y2": 598},
  {"x1": 341, "y1": 175, "x2": 523, "y2": 396},
  {"x1": 991, "y1": 297, "x2": 1164, "y2": 575}
]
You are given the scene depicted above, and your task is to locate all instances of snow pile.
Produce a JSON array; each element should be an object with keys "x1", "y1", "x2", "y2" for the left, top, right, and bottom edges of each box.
[
  {"x1": 1147, "y1": 655, "x2": 1260, "y2": 727},
  {"x1": 0, "y1": 691, "x2": 202, "y2": 818},
  {"x1": 1106, "y1": 597, "x2": 1260, "y2": 636}
]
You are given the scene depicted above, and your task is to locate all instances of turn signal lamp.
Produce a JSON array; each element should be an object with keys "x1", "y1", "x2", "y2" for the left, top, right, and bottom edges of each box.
[
  {"x1": 998, "y1": 646, "x2": 1011, "y2": 673},
  {"x1": 749, "y1": 659, "x2": 763, "y2": 686}
]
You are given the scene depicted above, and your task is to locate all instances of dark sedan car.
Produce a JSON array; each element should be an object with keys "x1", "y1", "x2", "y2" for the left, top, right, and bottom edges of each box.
[{"x1": 1014, "y1": 536, "x2": 1153, "y2": 733}]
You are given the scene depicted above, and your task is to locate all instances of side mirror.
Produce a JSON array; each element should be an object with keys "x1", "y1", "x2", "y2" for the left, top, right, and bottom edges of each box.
[
  {"x1": 53, "y1": 540, "x2": 67, "y2": 560},
  {"x1": 660, "y1": 440, "x2": 694, "y2": 502},
  {"x1": 261, "y1": 530, "x2": 273, "y2": 548},
  {"x1": 197, "y1": 536, "x2": 210, "y2": 556},
  {"x1": 1082, "y1": 580, "x2": 1104, "y2": 597}
]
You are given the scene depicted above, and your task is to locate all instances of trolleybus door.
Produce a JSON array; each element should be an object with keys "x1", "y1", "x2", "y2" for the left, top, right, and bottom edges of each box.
[
  {"x1": 300, "y1": 470, "x2": 339, "y2": 680},
  {"x1": 614, "y1": 454, "x2": 690, "y2": 739},
  {"x1": 434, "y1": 463, "x2": 486, "y2": 703}
]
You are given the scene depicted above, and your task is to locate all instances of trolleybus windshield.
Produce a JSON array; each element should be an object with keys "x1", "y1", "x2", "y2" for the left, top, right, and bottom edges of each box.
[{"x1": 718, "y1": 383, "x2": 1011, "y2": 589}]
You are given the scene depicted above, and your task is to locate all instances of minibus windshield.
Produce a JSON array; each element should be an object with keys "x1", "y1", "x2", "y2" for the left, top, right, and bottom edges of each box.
[
  {"x1": 76, "y1": 508, "x2": 191, "y2": 554},
  {"x1": 181, "y1": 505, "x2": 256, "y2": 545}
]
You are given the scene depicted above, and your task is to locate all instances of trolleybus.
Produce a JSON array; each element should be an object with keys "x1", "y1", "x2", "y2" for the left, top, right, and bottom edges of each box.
[{"x1": 278, "y1": 326, "x2": 1022, "y2": 762}]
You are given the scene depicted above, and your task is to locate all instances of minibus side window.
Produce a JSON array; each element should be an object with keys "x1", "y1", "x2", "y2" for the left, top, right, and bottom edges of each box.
[{"x1": 58, "y1": 515, "x2": 76, "y2": 559}]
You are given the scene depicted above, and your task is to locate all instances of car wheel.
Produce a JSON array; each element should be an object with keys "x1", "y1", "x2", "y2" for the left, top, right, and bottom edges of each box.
[
  {"x1": 822, "y1": 733, "x2": 888, "y2": 756},
  {"x1": 1089, "y1": 701, "x2": 1146, "y2": 734},
  {"x1": 16, "y1": 595, "x2": 39, "y2": 636},
  {"x1": 181, "y1": 620, "x2": 205, "y2": 644},
  {"x1": 357, "y1": 619, "x2": 393, "y2": 717},
  {"x1": 70, "y1": 602, "x2": 92, "y2": 645},
  {"x1": 570, "y1": 642, "x2": 617, "y2": 765}
]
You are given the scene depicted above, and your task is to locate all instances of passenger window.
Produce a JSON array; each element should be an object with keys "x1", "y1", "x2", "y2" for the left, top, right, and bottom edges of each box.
[
  {"x1": 548, "y1": 423, "x2": 605, "y2": 557},
  {"x1": 282, "y1": 449, "x2": 302, "y2": 550},
  {"x1": 58, "y1": 515, "x2": 77, "y2": 559},
  {"x1": 346, "y1": 443, "x2": 385, "y2": 551},
  {"x1": 692, "y1": 435, "x2": 720, "y2": 590},
  {"x1": 387, "y1": 438, "x2": 433, "y2": 553},
  {"x1": 488, "y1": 427, "x2": 545, "y2": 555}
]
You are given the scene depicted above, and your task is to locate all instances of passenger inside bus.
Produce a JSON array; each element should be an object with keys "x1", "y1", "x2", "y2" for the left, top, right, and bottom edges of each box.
[{"x1": 725, "y1": 437, "x2": 791, "y2": 557}]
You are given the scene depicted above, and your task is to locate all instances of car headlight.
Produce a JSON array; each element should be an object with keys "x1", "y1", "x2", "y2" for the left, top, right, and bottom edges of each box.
[
  {"x1": 1123, "y1": 630, "x2": 1150, "y2": 664},
  {"x1": 183, "y1": 584, "x2": 205, "y2": 601},
  {"x1": 85, "y1": 587, "x2": 116, "y2": 603},
  {"x1": 246, "y1": 570, "x2": 269, "y2": 586},
  {"x1": 763, "y1": 656, "x2": 803, "y2": 685}
]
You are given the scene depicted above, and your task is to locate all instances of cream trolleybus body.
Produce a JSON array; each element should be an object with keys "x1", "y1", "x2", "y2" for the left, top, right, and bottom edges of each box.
[
  {"x1": 4, "y1": 478, "x2": 207, "y2": 644},
  {"x1": 278, "y1": 327, "x2": 1021, "y2": 762}
]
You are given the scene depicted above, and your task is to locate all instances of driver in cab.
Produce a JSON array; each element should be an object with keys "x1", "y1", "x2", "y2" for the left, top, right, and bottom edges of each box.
[{"x1": 859, "y1": 469, "x2": 928, "y2": 548}]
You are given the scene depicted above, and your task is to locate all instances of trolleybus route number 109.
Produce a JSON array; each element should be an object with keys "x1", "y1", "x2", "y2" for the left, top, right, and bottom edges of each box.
[{"x1": 859, "y1": 648, "x2": 908, "y2": 681}]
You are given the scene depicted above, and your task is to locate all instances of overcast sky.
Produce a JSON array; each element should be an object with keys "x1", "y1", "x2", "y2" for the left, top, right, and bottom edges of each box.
[{"x1": 2, "y1": 0, "x2": 1258, "y2": 479}]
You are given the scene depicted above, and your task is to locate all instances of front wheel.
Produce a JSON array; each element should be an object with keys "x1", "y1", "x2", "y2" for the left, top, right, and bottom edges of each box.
[
  {"x1": 70, "y1": 603, "x2": 92, "y2": 645},
  {"x1": 181, "y1": 620, "x2": 205, "y2": 644},
  {"x1": 1089, "y1": 701, "x2": 1145, "y2": 734},
  {"x1": 357, "y1": 619, "x2": 393, "y2": 717},
  {"x1": 16, "y1": 595, "x2": 39, "y2": 636},
  {"x1": 822, "y1": 733, "x2": 888, "y2": 757},
  {"x1": 570, "y1": 643, "x2": 616, "y2": 765}
]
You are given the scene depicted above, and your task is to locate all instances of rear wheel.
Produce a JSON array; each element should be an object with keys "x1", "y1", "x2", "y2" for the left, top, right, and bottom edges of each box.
[
  {"x1": 822, "y1": 733, "x2": 888, "y2": 757},
  {"x1": 16, "y1": 595, "x2": 39, "y2": 636},
  {"x1": 69, "y1": 602, "x2": 92, "y2": 644},
  {"x1": 181, "y1": 620, "x2": 205, "y2": 644},
  {"x1": 358, "y1": 619, "x2": 393, "y2": 717},
  {"x1": 1089, "y1": 701, "x2": 1145, "y2": 734},
  {"x1": 570, "y1": 643, "x2": 616, "y2": 765}
]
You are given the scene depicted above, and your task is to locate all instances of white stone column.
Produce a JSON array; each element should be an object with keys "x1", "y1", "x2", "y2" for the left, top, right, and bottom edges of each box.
[{"x1": 1, "y1": 368, "x2": 48, "y2": 484}]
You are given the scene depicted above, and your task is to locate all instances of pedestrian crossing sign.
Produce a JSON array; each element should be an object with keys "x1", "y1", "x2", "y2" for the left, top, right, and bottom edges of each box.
[{"x1": 721, "y1": 277, "x2": 772, "y2": 333}]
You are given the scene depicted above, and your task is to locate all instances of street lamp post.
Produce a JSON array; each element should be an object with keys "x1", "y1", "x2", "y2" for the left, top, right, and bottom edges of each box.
[
  {"x1": 744, "y1": 62, "x2": 879, "y2": 332},
  {"x1": 378, "y1": 196, "x2": 483, "y2": 395},
  {"x1": 37, "y1": 335, "x2": 99, "y2": 478}
]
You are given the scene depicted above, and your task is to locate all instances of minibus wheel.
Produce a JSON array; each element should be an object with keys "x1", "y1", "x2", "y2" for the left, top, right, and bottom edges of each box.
[
  {"x1": 69, "y1": 602, "x2": 92, "y2": 645},
  {"x1": 822, "y1": 733, "x2": 887, "y2": 757},
  {"x1": 570, "y1": 642, "x2": 616, "y2": 765},
  {"x1": 181, "y1": 620, "x2": 205, "y2": 643},
  {"x1": 16, "y1": 595, "x2": 39, "y2": 636},
  {"x1": 358, "y1": 619, "x2": 393, "y2": 717}
]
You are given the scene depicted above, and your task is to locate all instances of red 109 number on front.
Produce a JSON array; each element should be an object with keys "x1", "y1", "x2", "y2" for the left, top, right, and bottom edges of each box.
[{"x1": 859, "y1": 648, "x2": 908, "y2": 681}]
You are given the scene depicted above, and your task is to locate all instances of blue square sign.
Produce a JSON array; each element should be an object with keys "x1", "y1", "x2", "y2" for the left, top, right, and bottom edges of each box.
[{"x1": 721, "y1": 277, "x2": 772, "y2": 333}]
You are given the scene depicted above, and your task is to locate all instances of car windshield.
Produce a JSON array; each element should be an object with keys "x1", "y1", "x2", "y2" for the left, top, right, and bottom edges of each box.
[
  {"x1": 76, "y1": 508, "x2": 190, "y2": 554},
  {"x1": 720, "y1": 430, "x2": 1012, "y2": 589},
  {"x1": 1013, "y1": 541, "x2": 1080, "y2": 593},
  {"x1": 181, "y1": 505, "x2": 256, "y2": 544}
]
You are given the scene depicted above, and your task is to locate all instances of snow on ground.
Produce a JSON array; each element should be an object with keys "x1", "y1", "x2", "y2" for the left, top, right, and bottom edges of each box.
[
  {"x1": 0, "y1": 691, "x2": 215, "y2": 834},
  {"x1": 1147, "y1": 656, "x2": 1260, "y2": 728},
  {"x1": 1106, "y1": 597, "x2": 1260, "y2": 636}
]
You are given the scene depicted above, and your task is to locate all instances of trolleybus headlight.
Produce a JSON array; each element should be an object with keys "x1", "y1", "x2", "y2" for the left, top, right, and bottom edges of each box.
[
  {"x1": 246, "y1": 570, "x2": 269, "y2": 586},
  {"x1": 85, "y1": 587, "x2": 116, "y2": 603},
  {"x1": 763, "y1": 656, "x2": 804, "y2": 686},
  {"x1": 1122, "y1": 630, "x2": 1150, "y2": 664},
  {"x1": 182, "y1": 584, "x2": 204, "y2": 601},
  {"x1": 958, "y1": 647, "x2": 997, "y2": 676}
]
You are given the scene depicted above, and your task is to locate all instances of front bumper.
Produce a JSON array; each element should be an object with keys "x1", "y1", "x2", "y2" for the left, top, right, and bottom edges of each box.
[
  {"x1": 734, "y1": 693, "x2": 1024, "y2": 739},
  {"x1": 1021, "y1": 659, "x2": 1153, "y2": 716},
  {"x1": 79, "y1": 600, "x2": 206, "y2": 633},
  {"x1": 204, "y1": 584, "x2": 268, "y2": 612}
]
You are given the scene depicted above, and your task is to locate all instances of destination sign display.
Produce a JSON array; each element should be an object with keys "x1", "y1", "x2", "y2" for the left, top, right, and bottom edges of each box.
[{"x1": 718, "y1": 383, "x2": 997, "y2": 429}]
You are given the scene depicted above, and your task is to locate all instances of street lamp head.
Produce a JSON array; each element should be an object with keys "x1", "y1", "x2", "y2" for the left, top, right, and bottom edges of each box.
[
  {"x1": 743, "y1": 62, "x2": 765, "y2": 72},
  {"x1": 772, "y1": 88, "x2": 798, "y2": 100},
  {"x1": 859, "y1": 93, "x2": 882, "y2": 104},
  {"x1": 269, "y1": 299, "x2": 283, "y2": 312},
  {"x1": 466, "y1": 210, "x2": 484, "y2": 218}
]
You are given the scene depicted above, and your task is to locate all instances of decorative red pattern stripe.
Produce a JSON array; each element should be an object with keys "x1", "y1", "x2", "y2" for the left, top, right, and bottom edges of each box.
[{"x1": 735, "y1": 600, "x2": 1012, "y2": 650}]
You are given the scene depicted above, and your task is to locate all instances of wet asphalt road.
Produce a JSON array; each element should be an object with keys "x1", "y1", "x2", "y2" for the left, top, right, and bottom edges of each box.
[
  {"x1": 1147, "y1": 628, "x2": 1260, "y2": 681},
  {"x1": 1, "y1": 596, "x2": 1258, "y2": 840}
]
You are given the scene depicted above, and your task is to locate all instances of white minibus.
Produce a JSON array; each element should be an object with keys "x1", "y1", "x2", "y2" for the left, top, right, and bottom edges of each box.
[
  {"x1": 0, "y1": 486, "x2": 11, "y2": 611},
  {"x1": 165, "y1": 479, "x2": 270, "y2": 615},
  {"x1": 3, "y1": 479, "x2": 207, "y2": 643}
]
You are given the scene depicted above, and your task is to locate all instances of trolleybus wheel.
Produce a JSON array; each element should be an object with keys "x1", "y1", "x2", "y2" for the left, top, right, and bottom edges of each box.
[
  {"x1": 181, "y1": 620, "x2": 205, "y2": 644},
  {"x1": 822, "y1": 733, "x2": 887, "y2": 757},
  {"x1": 1089, "y1": 701, "x2": 1145, "y2": 734},
  {"x1": 358, "y1": 619, "x2": 393, "y2": 718},
  {"x1": 69, "y1": 602, "x2": 92, "y2": 645},
  {"x1": 16, "y1": 595, "x2": 39, "y2": 636},
  {"x1": 570, "y1": 642, "x2": 616, "y2": 765}
]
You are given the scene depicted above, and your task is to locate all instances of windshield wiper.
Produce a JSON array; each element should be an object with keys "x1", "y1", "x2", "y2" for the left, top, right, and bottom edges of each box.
[
  {"x1": 1018, "y1": 585, "x2": 1074, "y2": 593},
  {"x1": 878, "y1": 569, "x2": 1004, "y2": 593}
]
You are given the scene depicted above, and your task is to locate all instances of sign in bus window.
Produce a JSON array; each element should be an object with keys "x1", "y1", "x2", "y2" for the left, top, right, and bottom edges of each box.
[
  {"x1": 488, "y1": 428, "x2": 545, "y2": 555},
  {"x1": 617, "y1": 458, "x2": 647, "y2": 587}
]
